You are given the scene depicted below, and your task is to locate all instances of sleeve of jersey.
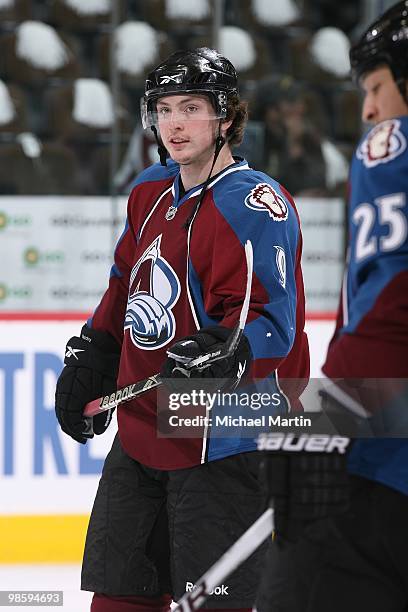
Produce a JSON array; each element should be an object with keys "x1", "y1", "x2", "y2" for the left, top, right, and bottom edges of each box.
[
  {"x1": 327, "y1": 284, "x2": 345, "y2": 351},
  {"x1": 191, "y1": 175, "x2": 300, "y2": 379},
  {"x1": 87, "y1": 191, "x2": 138, "y2": 345},
  {"x1": 339, "y1": 123, "x2": 408, "y2": 336}
]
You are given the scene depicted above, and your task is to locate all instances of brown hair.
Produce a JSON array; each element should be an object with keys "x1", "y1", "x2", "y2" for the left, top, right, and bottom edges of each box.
[{"x1": 224, "y1": 94, "x2": 248, "y2": 147}]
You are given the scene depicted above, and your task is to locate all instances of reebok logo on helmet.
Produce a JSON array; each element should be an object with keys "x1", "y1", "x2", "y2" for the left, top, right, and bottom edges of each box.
[{"x1": 159, "y1": 73, "x2": 184, "y2": 85}]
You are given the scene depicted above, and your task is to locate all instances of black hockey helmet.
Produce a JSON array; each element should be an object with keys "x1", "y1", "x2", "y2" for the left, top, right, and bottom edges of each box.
[
  {"x1": 350, "y1": 0, "x2": 408, "y2": 99},
  {"x1": 141, "y1": 47, "x2": 238, "y2": 128}
]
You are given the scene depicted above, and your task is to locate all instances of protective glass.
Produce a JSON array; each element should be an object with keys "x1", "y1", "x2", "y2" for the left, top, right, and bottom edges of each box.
[{"x1": 140, "y1": 91, "x2": 227, "y2": 129}]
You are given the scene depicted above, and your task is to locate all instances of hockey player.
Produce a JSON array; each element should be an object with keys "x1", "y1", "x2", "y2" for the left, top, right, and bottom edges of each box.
[
  {"x1": 257, "y1": 2, "x2": 408, "y2": 610},
  {"x1": 54, "y1": 48, "x2": 309, "y2": 611}
]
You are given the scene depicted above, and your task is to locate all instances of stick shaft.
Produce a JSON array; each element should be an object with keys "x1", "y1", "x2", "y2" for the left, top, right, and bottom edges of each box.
[
  {"x1": 84, "y1": 375, "x2": 162, "y2": 417},
  {"x1": 183, "y1": 240, "x2": 253, "y2": 370},
  {"x1": 84, "y1": 240, "x2": 254, "y2": 418}
]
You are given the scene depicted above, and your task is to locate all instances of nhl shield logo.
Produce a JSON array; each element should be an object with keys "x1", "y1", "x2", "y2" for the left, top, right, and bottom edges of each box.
[
  {"x1": 357, "y1": 119, "x2": 407, "y2": 168},
  {"x1": 245, "y1": 183, "x2": 288, "y2": 221}
]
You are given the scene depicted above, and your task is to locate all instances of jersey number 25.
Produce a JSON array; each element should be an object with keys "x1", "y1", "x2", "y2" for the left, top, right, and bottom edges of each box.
[{"x1": 353, "y1": 192, "x2": 407, "y2": 262}]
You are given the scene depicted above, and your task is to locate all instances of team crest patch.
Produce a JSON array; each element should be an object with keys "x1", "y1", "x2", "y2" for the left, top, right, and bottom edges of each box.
[
  {"x1": 124, "y1": 235, "x2": 180, "y2": 350},
  {"x1": 357, "y1": 119, "x2": 406, "y2": 168},
  {"x1": 245, "y1": 183, "x2": 288, "y2": 221}
]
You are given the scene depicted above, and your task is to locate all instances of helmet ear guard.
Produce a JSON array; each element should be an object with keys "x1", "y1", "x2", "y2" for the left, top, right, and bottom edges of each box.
[{"x1": 349, "y1": 0, "x2": 408, "y2": 101}]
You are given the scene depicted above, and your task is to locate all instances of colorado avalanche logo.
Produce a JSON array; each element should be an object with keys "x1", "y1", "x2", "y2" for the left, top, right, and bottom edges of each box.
[
  {"x1": 245, "y1": 183, "x2": 288, "y2": 221},
  {"x1": 124, "y1": 235, "x2": 180, "y2": 350},
  {"x1": 357, "y1": 119, "x2": 406, "y2": 168}
]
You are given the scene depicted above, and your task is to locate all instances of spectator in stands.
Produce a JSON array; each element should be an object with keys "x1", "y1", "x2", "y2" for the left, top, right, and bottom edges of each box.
[
  {"x1": 0, "y1": 20, "x2": 80, "y2": 86},
  {"x1": 252, "y1": 75, "x2": 348, "y2": 196}
]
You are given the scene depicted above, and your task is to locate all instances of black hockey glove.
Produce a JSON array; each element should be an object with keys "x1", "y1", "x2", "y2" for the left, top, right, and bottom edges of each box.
[
  {"x1": 55, "y1": 325, "x2": 121, "y2": 444},
  {"x1": 260, "y1": 434, "x2": 351, "y2": 543},
  {"x1": 161, "y1": 325, "x2": 252, "y2": 393}
]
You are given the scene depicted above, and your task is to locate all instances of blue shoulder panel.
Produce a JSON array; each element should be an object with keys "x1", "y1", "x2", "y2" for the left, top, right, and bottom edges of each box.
[
  {"x1": 211, "y1": 167, "x2": 299, "y2": 360},
  {"x1": 343, "y1": 116, "x2": 408, "y2": 334},
  {"x1": 131, "y1": 159, "x2": 179, "y2": 188}
]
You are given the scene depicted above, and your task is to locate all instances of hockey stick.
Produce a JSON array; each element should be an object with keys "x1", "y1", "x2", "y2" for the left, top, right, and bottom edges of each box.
[
  {"x1": 167, "y1": 239, "x2": 253, "y2": 374},
  {"x1": 84, "y1": 240, "x2": 254, "y2": 418},
  {"x1": 173, "y1": 507, "x2": 274, "y2": 611}
]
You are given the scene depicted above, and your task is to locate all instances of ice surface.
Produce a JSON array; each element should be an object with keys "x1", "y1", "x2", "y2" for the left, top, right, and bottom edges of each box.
[
  {"x1": 0, "y1": 565, "x2": 180, "y2": 611},
  {"x1": 0, "y1": 565, "x2": 92, "y2": 612}
]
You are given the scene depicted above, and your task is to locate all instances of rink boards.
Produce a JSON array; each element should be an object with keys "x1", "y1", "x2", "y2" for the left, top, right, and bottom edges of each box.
[{"x1": 0, "y1": 317, "x2": 334, "y2": 562}]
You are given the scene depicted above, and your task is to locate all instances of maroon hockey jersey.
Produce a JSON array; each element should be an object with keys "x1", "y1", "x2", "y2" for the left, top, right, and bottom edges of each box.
[{"x1": 89, "y1": 159, "x2": 309, "y2": 469}]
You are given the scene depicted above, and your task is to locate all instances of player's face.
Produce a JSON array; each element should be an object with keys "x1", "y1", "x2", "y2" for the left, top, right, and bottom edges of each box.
[
  {"x1": 156, "y1": 94, "x2": 221, "y2": 166},
  {"x1": 361, "y1": 66, "x2": 408, "y2": 125}
]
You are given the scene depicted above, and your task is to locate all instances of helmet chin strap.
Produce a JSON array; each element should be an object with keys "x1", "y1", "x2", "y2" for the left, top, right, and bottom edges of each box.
[
  {"x1": 214, "y1": 131, "x2": 226, "y2": 160},
  {"x1": 151, "y1": 125, "x2": 168, "y2": 166},
  {"x1": 150, "y1": 119, "x2": 227, "y2": 228},
  {"x1": 183, "y1": 121, "x2": 226, "y2": 230}
]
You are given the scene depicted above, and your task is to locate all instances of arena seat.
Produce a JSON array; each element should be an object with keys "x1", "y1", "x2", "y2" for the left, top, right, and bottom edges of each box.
[
  {"x1": 0, "y1": 139, "x2": 82, "y2": 194},
  {"x1": 288, "y1": 27, "x2": 351, "y2": 86},
  {"x1": 243, "y1": 0, "x2": 302, "y2": 30},
  {"x1": 97, "y1": 21, "x2": 175, "y2": 89},
  {"x1": 44, "y1": 77, "x2": 132, "y2": 194},
  {"x1": 0, "y1": 80, "x2": 28, "y2": 137},
  {"x1": 192, "y1": 26, "x2": 273, "y2": 82},
  {"x1": 138, "y1": 0, "x2": 212, "y2": 34},
  {"x1": 45, "y1": 78, "x2": 132, "y2": 142},
  {"x1": 0, "y1": 22, "x2": 82, "y2": 87},
  {"x1": 48, "y1": 0, "x2": 126, "y2": 31}
]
